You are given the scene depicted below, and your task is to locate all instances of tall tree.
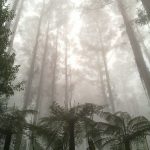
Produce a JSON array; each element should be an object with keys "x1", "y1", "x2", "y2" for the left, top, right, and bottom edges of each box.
[
  {"x1": 8, "y1": 0, "x2": 24, "y2": 51},
  {"x1": 96, "y1": 52, "x2": 108, "y2": 106},
  {"x1": 117, "y1": 0, "x2": 150, "y2": 104},
  {"x1": 23, "y1": 1, "x2": 45, "y2": 109},
  {"x1": 0, "y1": 0, "x2": 21, "y2": 111},
  {"x1": 34, "y1": 21, "x2": 50, "y2": 123},
  {"x1": 11, "y1": 0, "x2": 20, "y2": 13},
  {"x1": 65, "y1": 38, "x2": 69, "y2": 110},
  {"x1": 50, "y1": 29, "x2": 59, "y2": 103},
  {"x1": 96, "y1": 22, "x2": 115, "y2": 113}
]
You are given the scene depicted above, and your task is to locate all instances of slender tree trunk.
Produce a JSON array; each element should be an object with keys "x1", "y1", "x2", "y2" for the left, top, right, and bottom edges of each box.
[
  {"x1": 96, "y1": 51, "x2": 108, "y2": 106},
  {"x1": 65, "y1": 39, "x2": 69, "y2": 110},
  {"x1": 101, "y1": 47, "x2": 115, "y2": 113},
  {"x1": 8, "y1": 0, "x2": 24, "y2": 52},
  {"x1": 135, "y1": 25, "x2": 150, "y2": 63},
  {"x1": 124, "y1": 141, "x2": 131, "y2": 150},
  {"x1": 23, "y1": 1, "x2": 45, "y2": 109},
  {"x1": 96, "y1": 24, "x2": 115, "y2": 112},
  {"x1": 50, "y1": 30, "x2": 58, "y2": 103},
  {"x1": 141, "y1": 0, "x2": 150, "y2": 19},
  {"x1": 14, "y1": 133, "x2": 22, "y2": 150},
  {"x1": 69, "y1": 121, "x2": 75, "y2": 150},
  {"x1": 88, "y1": 138, "x2": 95, "y2": 150},
  {"x1": 117, "y1": 0, "x2": 150, "y2": 104},
  {"x1": 11, "y1": 0, "x2": 20, "y2": 12},
  {"x1": 4, "y1": 133, "x2": 12, "y2": 150},
  {"x1": 34, "y1": 21, "x2": 50, "y2": 123}
]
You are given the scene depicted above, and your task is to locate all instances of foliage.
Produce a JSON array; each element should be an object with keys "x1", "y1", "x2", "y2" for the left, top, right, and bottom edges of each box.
[
  {"x1": 94, "y1": 112, "x2": 150, "y2": 149},
  {"x1": 0, "y1": 108, "x2": 35, "y2": 134},
  {"x1": 0, "y1": 0, "x2": 23, "y2": 112},
  {"x1": 135, "y1": 8, "x2": 150, "y2": 25},
  {"x1": 32, "y1": 102, "x2": 104, "y2": 150}
]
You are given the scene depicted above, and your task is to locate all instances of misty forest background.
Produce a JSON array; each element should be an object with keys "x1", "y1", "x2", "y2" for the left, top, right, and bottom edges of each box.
[{"x1": 1, "y1": 0, "x2": 150, "y2": 149}]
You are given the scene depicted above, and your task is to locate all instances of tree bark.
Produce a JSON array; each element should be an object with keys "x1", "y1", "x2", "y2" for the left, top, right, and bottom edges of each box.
[
  {"x1": 96, "y1": 51, "x2": 108, "y2": 106},
  {"x1": 65, "y1": 39, "x2": 69, "y2": 110},
  {"x1": 96, "y1": 23, "x2": 115, "y2": 113},
  {"x1": 34, "y1": 21, "x2": 50, "y2": 123},
  {"x1": 11, "y1": 0, "x2": 20, "y2": 12},
  {"x1": 69, "y1": 121, "x2": 75, "y2": 150},
  {"x1": 23, "y1": 1, "x2": 45, "y2": 109},
  {"x1": 14, "y1": 133, "x2": 22, "y2": 150},
  {"x1": 8, "y1": 0, "x2": 24, "y2": 52},
  {"x1": 124, "y1": 141, "x2": 131, "y2": 150},
  {"x1": 4, "y1": 133, "x2": 12, "y2": 150},
  {"x1": 50, "y1": 29, "x2": 58, "y2": 103},
  {"x1": 117, "y1": 0, "x2": 150, "y2": 105}
]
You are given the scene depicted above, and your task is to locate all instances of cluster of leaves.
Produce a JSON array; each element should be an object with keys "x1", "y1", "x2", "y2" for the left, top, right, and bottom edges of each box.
[
  {"x1": 0, "y1": 0, "x2": 23, "y2": 112},
  {"x1": 93, "y1": 112, "x2": 150, "y2": 149},
  {"x1": 0, "y1": 102, "x2": 149, "y2": 150},
  {"x1": 135, "y1": 8, "x2": 150, "y2": 25}
]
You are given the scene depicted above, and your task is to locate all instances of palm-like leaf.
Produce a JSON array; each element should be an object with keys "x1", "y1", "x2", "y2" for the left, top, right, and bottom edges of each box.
[{"x1": 93, "y1": 111, "x2": 150, "y2": 149}]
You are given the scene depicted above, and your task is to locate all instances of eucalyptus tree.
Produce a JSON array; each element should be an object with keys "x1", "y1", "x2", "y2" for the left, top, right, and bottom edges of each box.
[
  {"x1": 94, "y1": 112, "x2": 150, "y2": 150},
  {"x1": 80, "y1": 2, "x2": 115, "y2": 112},
  {"x1": 9, "y1": 0, "x2": 24, "y2": 51},
  {"x1": 11, "y1": 0, "x2": 20, "y2": 12},
  {"x1": 23, "y1": 0, "x2": 45, "y2": 109},
  {"x1": 117, "y1": 0, "x2": 150, "y2": 104},
  {"x1": 34, "y1": 21, "x2": 50, "y2": 123}
]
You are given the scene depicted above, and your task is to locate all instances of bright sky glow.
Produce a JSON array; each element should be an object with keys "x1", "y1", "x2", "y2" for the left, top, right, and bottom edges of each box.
[
  {"x1": 70, "y1": 0, "x2": 83, "y2": 7},
  {"x1": 67, "y1": 5, "x2": 83, "y2": 69}
]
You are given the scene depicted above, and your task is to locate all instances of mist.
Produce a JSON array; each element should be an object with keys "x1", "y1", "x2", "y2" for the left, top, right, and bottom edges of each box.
[{"x1": 1, "y1": 0, "x2": 150, "y2": 149}]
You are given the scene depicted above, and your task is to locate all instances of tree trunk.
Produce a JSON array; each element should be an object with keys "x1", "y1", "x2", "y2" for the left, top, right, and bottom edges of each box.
[
  {"x1": 65, "y1": 39, "x2": 69, "y2": 110},
  {"x1": 69, "y1": 121, "x2": 75, "y2": 150},
  {"x1": 23, "y1": 1, "x2": 45, "y2": 109},
  {"x1": 14, "y1": 133, "x2": 22, "y2": 150},
  {"x1": 117, "y1": 0, "x2": 150, "y2": 105},
  {"x1": 141, "y1": 0, "x2": 150, "y2": 19},
  {"x1": 34, "y1": 21, "x2": 50, "y2": 123},
  {"x1": 101, "y1": 47, "x2": 115, "y2": 113},
  {"x1": 96, "y1": 23, "x2": 115, "y2": 113},
  {"x1": 50, "y1": 29, "x2": 58, "y2": 103},
  {"x1": 88, "y1": 138, "x2": 95, "y2": 150},
  {"x1": 11, "y1": 0, "x2": 20, "y2": 12},
  {"x1": 4, "y1": 133, "x2": 12, "y2": 150},
  {"x1": 8, "y1": 0, "x2": 24, "y2": 52},
  {"x1": 96, "y1": 51, "x2": 108, "y2": 106},
  {"x1": 124, "y1": 141, "x2": 131, "y2": 150}
]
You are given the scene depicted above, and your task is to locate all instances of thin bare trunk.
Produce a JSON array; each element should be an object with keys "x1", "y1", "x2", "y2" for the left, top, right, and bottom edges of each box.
[
  {"x1": 135, "y1": 25, "x2": 150, "y2": 63},
  {"x1": 69, "y1": 121, "x2": 75, "y2": 150},
  {"x1": 50, "y1": 30, "x2": 58, "y2": 103},
  {"x1": 11, "y1": 0, "x2": 20, "y2": 12},
  {"x1": 96, "y1": 51, "x2": 108, "y2": 106},
  {"x1": 117, "y1": 0, "x2": 150, "y2": 104},
  {"x1": 102, "y1": 47, "x2": 115, "y2": 113},
  {"x1": 4, "y1": 133, "x2": 12, "y2": 150},
  {"x1": 65, "y1": 39, "x2": 68, "y2": 110},
  {"x1": 8, "y1": 0, "x2": 24, "y2": 52},
  {"x1": 96, "y1": 23, "x2": 115, "y2": 113},
  {"x1": 24, "y1": 1, "x2": 45, "y2": 109},
  {"x1": 34, "y1": 22, "x2": 50, "y2": 123}
]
